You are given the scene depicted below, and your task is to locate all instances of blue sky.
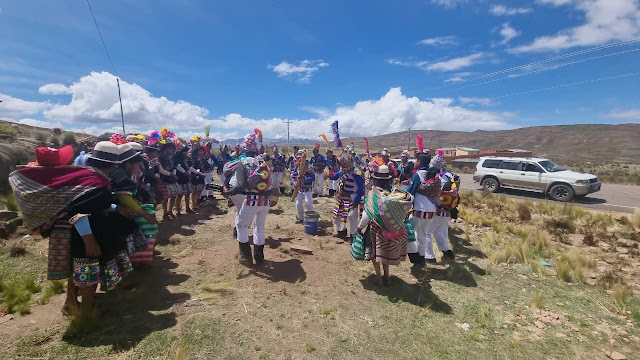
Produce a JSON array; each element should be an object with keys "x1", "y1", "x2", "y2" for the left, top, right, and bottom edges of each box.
[{"x1": 1, "y1": 0, "x2": 640, "y2": 140}]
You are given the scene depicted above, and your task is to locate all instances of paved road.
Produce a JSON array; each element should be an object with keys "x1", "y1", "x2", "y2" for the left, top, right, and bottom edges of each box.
[{"x1": 457, "y1": 173, "x2": 640, "y2": 214}]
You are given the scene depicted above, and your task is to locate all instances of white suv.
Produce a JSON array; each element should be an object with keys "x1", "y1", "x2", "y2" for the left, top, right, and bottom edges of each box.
[{"x1": 472, "y1": 157, "x2": 601, "y2": 202}]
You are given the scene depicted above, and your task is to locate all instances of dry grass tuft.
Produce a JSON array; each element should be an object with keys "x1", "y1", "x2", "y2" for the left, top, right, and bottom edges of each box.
[
  {"x1": 582, "y1": 232, "x2": 598, "y2": 246},
  {"x1": 9, "y1": 242, "x2": 27, "y2": 257},
  {"x1": 544, "y1": 217, "x2": 576, "y2": 235},
  {"x1": 517, "y1": 203, "x2": 532, "y2": 221},
  {"x1": 555, "y1": 250, "x2": 595, "y2": 283},
  {"x1": 531, "y1": 290, "x2": 545, "y2": 309},
  {"x1": 598, "y1": 267, "x2": 627, "y2": 289},
  {"x1": 612, "y1": 285, "x2": 633, "y2": 314},
  {"x1": 199, "y1": 281, "x2": 233, "y2": 296},
  {"x1": 491, "y1": 238, "x2": 535, "y2": 265},
  {"x1": 279, "y1": 246, "x2": 291, "y2": 254},
  {"x1": 633, "y1": 209, "x2": 640, "y2": 229},
  {"x1": 169, "y1": 236, "x2": 182, "y2": 245},
  {"x1": 68, "y1": 308, "x2": 102, "y2": 334}
]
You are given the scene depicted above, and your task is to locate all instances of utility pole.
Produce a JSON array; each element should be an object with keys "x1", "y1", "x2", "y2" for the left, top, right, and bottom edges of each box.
[
  {"x1": 407, "y1": 127, "x2": 412, "y2": 151},
  {"x1": 283, "y1": 120, "x2": 293, "y2": 146}
]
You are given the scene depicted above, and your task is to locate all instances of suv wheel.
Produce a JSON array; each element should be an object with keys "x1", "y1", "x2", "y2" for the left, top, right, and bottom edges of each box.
[
  {"x1": 482, "y1": 177, "x2": 500, "y2": 193},
  {"x1": 549, "y1": 184, "x2": 574, "y2": 202}
]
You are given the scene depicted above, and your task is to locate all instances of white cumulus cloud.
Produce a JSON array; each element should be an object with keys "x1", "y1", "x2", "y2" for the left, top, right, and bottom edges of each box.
[
  {"x1": 18, "y1": 118, "x2": 63, "y2": 128},
  {"x1": 418, "y1": 36, "x2": 458, "y2": 46},
  {"x1": 489, "y1": 4, "x2": 533, "y2": 15},
  {"x1": 499, "y1": 23, "x2": 520, "y2": 44},
  {"x1": 39, "y1": 83, "x2": 71, "y2": 95},
  {"x1": 513, "y1": 0, "x2": 640, "y2": 52},
  {"x1": 0, "y1": 93, "x2": 51, "y2": 119},
  {"x1": 42, "y1": 71, "x2": 210, "y2": 128},
  {"x1": 3, "y1": 72, "x2": 514, "y2": 139},
  {"x1": 268, "y1": 60, "x2": 329, "y2": 84}
]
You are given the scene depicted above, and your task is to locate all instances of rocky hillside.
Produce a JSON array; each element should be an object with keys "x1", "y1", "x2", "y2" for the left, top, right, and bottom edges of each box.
[
  {"x1": 0, "y1": 120, "x2": 94, "y2": 193},
  {"x1": 342, "y1": 123, "x2": 640, "y2": 164}
]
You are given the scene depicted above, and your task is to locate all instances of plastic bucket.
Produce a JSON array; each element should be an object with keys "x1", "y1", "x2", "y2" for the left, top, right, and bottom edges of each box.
[{"x1": 303, "y1": 210, "x2": 320, "y2": 235}]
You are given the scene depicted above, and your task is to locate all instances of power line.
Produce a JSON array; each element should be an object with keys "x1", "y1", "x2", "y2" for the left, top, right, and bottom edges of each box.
[
  {"x1": 449, "y1": 48, "x2": 640, "y2": 92},
  {"x1": 86, "y1": 0, "x2": 125, "y2": 134},
  {"x1": 86, "y1": 0, "x2": 117, "y2": 75},
  {"x1": 444, "y1": 38, "x2": 640, "y2": 88},
  {"x1": 489, "y1": 72, "x2": 640, "y2": 100}
]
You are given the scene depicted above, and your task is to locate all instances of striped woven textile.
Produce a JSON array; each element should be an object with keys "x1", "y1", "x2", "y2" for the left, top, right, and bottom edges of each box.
[
  {"x1": 244, "y1": 194, "x2": 270, "y2": 207},
  {"x1": 134, "y1": 204, "x2": 159, "y2": 239},
  {"x1": 130, "y1": 237, "x2": 156, "y2": 263},
  {"x1": 412, "y1": 210, "x2": 435, "y2": 219},
  {"x1": 370, "y1": 223, "x2": 407, "y2": 265},
  {"x1": 332, "y1": 195, "x2": 352, "y2": 223},
  {"x1": 364, "y1": 187, "x2": 412, "y2": 239},
  {"x1": 9, "y1": 166, "x2": 110, "y2": 231}
]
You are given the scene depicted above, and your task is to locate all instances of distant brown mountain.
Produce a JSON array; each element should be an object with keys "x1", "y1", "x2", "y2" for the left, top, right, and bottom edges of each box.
[{"x1": 342, "y1": 123, "x2": 640, "y2": 164}]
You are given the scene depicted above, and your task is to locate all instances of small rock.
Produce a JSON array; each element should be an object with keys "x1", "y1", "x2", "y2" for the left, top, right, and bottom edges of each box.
[
  {"x1": 460, "y1": 323, "x2": 470, "y2": 332},
  {"x1": 609, "y1": 339, "x2": 616, "y2": 346},
  {"x1": 534, "y1": 321, "x2": 545, "y2": 329},
  {"x1": 556, "y1": 302, "x2": 564, "y2": 307},
  {"x1": 609, "y1": 351, "x2": 627, "y2": 360}
]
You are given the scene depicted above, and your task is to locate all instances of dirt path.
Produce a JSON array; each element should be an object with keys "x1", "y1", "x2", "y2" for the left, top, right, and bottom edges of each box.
[{"x1": 1, "y1": 195, "x2": 639, "y2": 360}]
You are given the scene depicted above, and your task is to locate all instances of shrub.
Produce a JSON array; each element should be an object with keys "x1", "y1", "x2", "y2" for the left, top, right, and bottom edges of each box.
[
  {"x1": 2, "y1": 193, "x2": 19, "y2": 211},
  {"x1": 582, "y1": 232, "x2": 598, "y2": 246},
  {"x1": 544, "y1": 217, "x2": 576, "y2": 235},
  {"x1": 62, "y1": 133, "x2": 77, "y2": 146},
  {"x1": 50, "y1": 136, "x2": 60, "y2": 147},
  {"x1": 0, "y1": 123, "x2": 18, "y2": 138},
  {"x1": 517, "y1": 203, "x2": 531, "y2": 221},
  {"x1": 9, "y1": 242, "x2": 26, "y2": 257},
  {"x1": 35, "y1": 132, "x2": 47, "y2": 145}
]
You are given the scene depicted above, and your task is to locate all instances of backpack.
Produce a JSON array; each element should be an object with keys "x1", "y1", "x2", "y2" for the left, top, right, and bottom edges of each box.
[
  {"x1": 241, "y1": 157, "x2": 272, "y2": 193},
  {"x1": 416, "y1": 170, "x2": 441, "y2": 198},
  {"x1": 439, "y1": 188, "x2": 459, "y2": 209}
]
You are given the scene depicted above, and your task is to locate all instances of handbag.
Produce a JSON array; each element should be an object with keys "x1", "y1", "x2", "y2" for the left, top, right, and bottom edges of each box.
[{"x1": 351, "y1": 233, "x2": 366, "y2": 260}]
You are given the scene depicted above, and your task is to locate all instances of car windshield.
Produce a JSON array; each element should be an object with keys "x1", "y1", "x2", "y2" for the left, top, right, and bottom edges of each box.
[{"x1": 538, "y1": 160, "x2": 565, "y2": 173}]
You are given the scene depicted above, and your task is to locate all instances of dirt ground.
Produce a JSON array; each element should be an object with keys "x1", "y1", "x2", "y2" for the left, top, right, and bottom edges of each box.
[{"x1": 1, "y1": 192, "x2": 639, "y2": 360}]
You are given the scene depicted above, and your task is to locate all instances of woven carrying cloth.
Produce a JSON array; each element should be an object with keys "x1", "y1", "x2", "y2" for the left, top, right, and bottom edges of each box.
[
  {"x1": 364, "y1": 187, "x2": 413, "y2": 240},
  {"x1": 9, "y1": 166, "x2": 111, "y2": 231}
]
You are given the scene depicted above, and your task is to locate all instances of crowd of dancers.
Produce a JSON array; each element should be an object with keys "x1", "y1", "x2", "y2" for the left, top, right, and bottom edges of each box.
[{"x1": 9, "y1": 126, "x2": 460, "y2": 316}]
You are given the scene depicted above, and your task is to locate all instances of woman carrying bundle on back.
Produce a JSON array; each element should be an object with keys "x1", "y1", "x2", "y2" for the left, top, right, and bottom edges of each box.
[
  {"x1": 10, "y1": 142, "x2": 138, "y2": 317},
  {"x1": 354, "y1": 165, "x2": 413, "y2": 286}
]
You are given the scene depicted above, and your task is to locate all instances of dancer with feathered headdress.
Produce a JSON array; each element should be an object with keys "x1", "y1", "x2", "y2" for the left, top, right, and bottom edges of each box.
[
  {"x1": 310, "y1": 142, "x2": 332, "y2": 197},
  {"x1": 331, "y1": 149, "x2": 365, "y2": 240}
]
